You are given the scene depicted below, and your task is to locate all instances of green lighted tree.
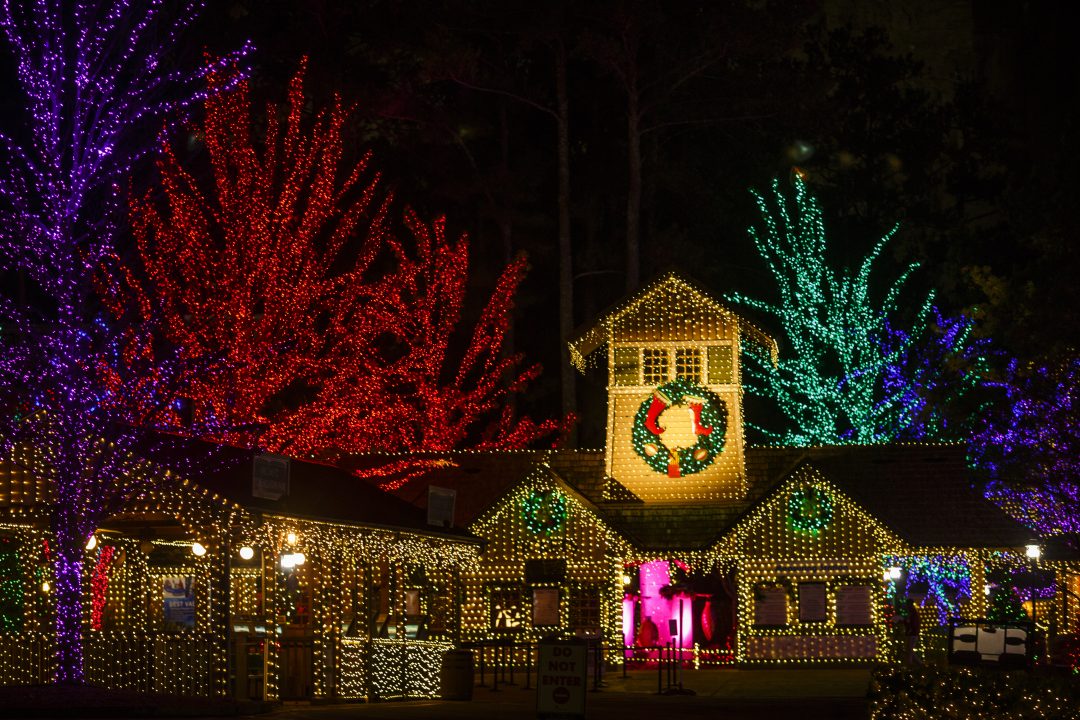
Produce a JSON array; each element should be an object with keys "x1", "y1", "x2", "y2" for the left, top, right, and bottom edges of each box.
[{"x1": 730, "y1": 176, "x2": 985, "y2": 445}]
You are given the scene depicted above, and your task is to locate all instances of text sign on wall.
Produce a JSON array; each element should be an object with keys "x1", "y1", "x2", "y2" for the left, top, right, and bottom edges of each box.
[
  {"x1": 537, "y1": 640, "x2": 587, "y2": 719},
  {"x1": 252, "y1": 454, "x2": 289, "y2": 500}
]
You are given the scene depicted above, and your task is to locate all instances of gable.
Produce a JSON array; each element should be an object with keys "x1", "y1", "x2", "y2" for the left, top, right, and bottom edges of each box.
[
  {"x1": 568, "y1": 272, "x2": 776, "y2": 371},
  {"x1": 469, "y1": 466, "x2": 628, "y2": 565},
  {"x1": 712, "y1": 463, "x2": 904, "y2": 559}
]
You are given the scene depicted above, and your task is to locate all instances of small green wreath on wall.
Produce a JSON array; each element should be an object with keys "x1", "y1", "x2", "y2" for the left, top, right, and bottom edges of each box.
[
  {"x1": 522, "y1": 489, "x2": 567, "y2": 536},
  {"x1": 787, "y1": 486, "x2": 834, "y2": 534}
]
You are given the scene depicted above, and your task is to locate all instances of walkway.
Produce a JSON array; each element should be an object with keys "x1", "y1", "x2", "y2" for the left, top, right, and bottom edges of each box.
[{"x1": 272, "y1": 668, "x2": 871, "y2": 720}]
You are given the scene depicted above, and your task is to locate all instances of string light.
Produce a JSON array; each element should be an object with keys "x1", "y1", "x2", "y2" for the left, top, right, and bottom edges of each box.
[
  {"x1": 0, "y1": 0, "x2": 249, "y2": 684},
  {"x1": 464, "y1": 465, "x2": 628, "y2": 654},
  {"x1": 568, "y1": 273, "x2": 776, "y2": 502},
  {"x1": 122, "y1": 62, "x2": 564, "y2": 463},
  {"x1": 521, "y1": 489, "x2": 568, "y2": 536},
  {"x1": 974, "y1": 359, "x2": 1080, "y2": 537},
  {"x1": 728, "y1": 176, "x2": 986, "y2": 446}
]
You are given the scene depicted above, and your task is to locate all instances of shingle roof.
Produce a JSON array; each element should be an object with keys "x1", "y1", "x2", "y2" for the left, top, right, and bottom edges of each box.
[
  {"x1": 338, "y1": 444, "x2": 1037, "y2": 553},
  {"x1": 340, "y1": 451, "x2": 546, "y2": 528},
  {"x1": 553, "y1": 444, "x2": 1034, "y2": 551},
  {"x1": 566, "y1": 270, "x2": 778, "y2": 368},
  {"x1": 774, "y1": 445, "x2": 1033, "y2": 549},
  {"x1": 189, "y1": 444, "x2": 476, "y2": 541}
]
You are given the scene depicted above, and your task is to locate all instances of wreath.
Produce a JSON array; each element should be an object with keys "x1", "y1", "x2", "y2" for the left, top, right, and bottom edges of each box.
[
  {"x1": 522, "y1": 489, "x2": 567, "y2": 536},
  {"x1": 787, "y1": 486, "x2": 834, "y2": 534},
  {"x1": 632, "y1": 377, "x2": 727, "y2": 477}
]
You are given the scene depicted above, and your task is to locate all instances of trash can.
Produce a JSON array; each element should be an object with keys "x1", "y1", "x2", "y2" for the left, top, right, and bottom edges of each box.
[{"x1": 440, "y1": 649, "x2": 474, "y2": 700}]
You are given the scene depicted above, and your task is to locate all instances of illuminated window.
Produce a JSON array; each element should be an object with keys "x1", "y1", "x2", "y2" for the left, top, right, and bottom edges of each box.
[
  {"x1": 490, "y1": 585, "x2": 523, "y2": 632},
  {"x1": 642, "y1": 349, "x2": 669, "y2": 385},
  {"x1": 675, "y1": 348, "x2": 702, "y2": 382}
]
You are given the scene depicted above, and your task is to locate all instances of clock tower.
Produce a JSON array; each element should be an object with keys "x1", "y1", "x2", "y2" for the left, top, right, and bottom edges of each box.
[{"x1": 569, "y1": 273, "x2": 775, "y2": 503}]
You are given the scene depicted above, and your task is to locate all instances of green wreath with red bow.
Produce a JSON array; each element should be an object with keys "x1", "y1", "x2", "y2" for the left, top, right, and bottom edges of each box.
[{"x1": 632, "y1": 377, "x2": 727, "y2": 477}]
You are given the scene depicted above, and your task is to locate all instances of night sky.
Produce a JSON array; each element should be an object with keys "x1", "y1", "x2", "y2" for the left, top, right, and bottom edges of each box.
[{"x1": 3, "y1": 0, "x2": 1077, "y2": 446}]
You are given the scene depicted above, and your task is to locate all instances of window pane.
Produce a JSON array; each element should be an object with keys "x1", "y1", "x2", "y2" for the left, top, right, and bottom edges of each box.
[
  {"x1": 642, "y1": 349, "x2": 668, "y2": 385},
  {"x1": 675, "y1": 348, "x2": 702, "y2": 382}
]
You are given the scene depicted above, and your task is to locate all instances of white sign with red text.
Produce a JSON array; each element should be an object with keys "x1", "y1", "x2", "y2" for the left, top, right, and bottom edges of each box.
[{"x1": 537, "y1": 640, "x2": 587, "y2": 719}]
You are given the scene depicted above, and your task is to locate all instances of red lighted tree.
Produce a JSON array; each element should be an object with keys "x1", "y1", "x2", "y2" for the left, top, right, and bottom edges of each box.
[{"x1": 125, "y1": 63, "x2": 562, "y2": 460}]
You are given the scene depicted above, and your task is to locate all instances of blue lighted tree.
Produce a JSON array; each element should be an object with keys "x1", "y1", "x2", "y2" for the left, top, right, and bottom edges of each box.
[
  {"x1": 0, "y1": 0, "x2": 248, "y2": 683},
  {"x1": 730, "y1": 176, "x2": 987, "y2": 445}
]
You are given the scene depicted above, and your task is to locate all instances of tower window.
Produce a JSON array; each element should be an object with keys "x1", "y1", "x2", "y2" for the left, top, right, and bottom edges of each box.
[
  {"x1": 642, "y1": 349, "x2": 668, "y2": 385},
  {"x1": 675, "y1": 348, "x2": 702, "y2": 382}
]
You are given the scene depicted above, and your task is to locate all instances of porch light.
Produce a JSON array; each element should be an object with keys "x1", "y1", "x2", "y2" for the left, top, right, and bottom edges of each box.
[
  {"x1": 41, "y1": 580, "x2": 50, "y2": 593},
  {"x1": 191, "y1": 542, "x2": 207, "y2": 557},
  {"x1": 280, "y1": 551, "x2": 306, "y2": 569},
  {"x1": 286, "y1": 531, "x2": 298, "y2": 546},
  {"x1": 238, "y1": 545, "x2": 255, "y2": 561},
  {"x1": 620, "y1": 572, "x2": 632, "y2": 586},
  {"x1": 1025, "y1": 543, "x2": 1041, "y2": 561},
  {"x1": 886, "y1": 566, "x2": 902, "y2": 581},
  {"x1": 85, "y1": 534, "x2": 97, "y2": 551}
]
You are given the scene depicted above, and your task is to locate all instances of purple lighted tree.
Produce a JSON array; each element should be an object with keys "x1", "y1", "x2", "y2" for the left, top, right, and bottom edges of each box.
[
  {"x1": 0, "y1": 1, "x2": 248, "y2": 683},
  {"x1": 972, "y1": 359, "x2": 1080, "y2": 538},
  {"x1": 875, "y1": 308, "x2": 990, "y2": 442}
]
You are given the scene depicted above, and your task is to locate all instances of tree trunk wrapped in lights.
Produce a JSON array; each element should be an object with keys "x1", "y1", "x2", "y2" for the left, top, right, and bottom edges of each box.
[
  {"x1": 0, "y1": 0, "x2": 249, "y2": 684},
  {"x1": 124, "y1": 63, "x2": 564, "y2": 461}
]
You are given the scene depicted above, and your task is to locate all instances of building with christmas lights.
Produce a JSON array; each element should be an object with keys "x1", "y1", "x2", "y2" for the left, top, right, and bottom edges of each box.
[
  {"x1": 1, "y1": 446, "x2": 478, "y2": 701},
  {"x1": 2, "y1": 272, "x2": 1078, "y2": 701},
  {"x1": 362, "y1": 272, "x2": 1079, "y2": 668}
]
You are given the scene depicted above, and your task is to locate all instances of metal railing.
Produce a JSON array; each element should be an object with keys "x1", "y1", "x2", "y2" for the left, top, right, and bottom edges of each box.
[{"x1": 460, "y1": 639, "x2": 743, "y2": 696}]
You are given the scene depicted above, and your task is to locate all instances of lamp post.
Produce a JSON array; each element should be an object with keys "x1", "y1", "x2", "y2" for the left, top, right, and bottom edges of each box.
[{"x1": 1025, "y1": 541, "x2": 1042, "y2": 664}]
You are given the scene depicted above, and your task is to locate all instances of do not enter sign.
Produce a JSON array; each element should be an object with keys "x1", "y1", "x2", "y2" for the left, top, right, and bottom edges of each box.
[{"x1": 537, "y1": 640, "x2": 587, "y2": 718}]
